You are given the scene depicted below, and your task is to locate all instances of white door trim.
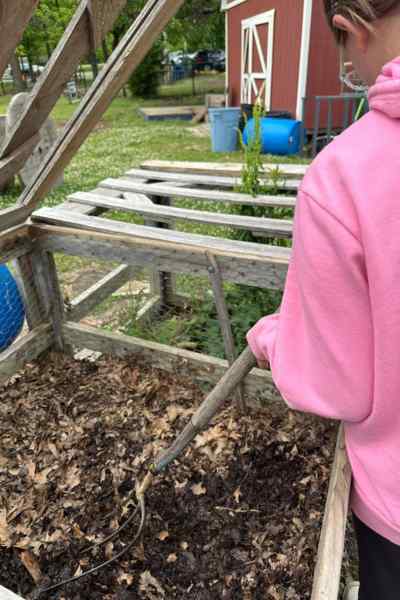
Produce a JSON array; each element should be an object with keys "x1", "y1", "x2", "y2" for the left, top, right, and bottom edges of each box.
[
  {"x1": 241, "y1": 9, "x2": 275, "y2": 109},
  {"x1": 221, "y1": 0, "x2": 247, "y2": 11},
  {"x1": 296, "y1": 0, "x2": 313, "y2": 120}
]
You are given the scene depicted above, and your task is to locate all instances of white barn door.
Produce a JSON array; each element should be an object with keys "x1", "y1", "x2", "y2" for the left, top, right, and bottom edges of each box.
[{"x1": 241, "y1": 10, "x2": 275, "y2": 109}]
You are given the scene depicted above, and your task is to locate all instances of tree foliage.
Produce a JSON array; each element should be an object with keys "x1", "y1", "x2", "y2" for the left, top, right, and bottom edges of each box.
[
  {"x1": 21, "y1": 0, "x2": 78, "y2": 63},
  {"x1": 18, "y1": 0, "x2": 225, "y2": 69},
  {"x1": 128, "y1": 39, "x2": 164, "y2": 98}
]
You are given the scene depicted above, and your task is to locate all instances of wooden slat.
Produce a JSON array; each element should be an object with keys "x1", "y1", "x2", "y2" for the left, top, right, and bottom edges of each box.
[
  {"x1": 0, "y1": 226, "x2": 32, "y2": 264},
  {"x1": 99, "y1": 178, "x2": 297, "y2": 209},
  {"x1": 0, "y1": 324, "x2": 53, "y2": 381},
  {"x1": 311, "y1": 425, "x2": 352, "y2": 600},
  {"x1": 0, "y1": 0, "x2": 126, "y2": 182},
  {"x1": 0, "y1": 133, "x2": 40, "y2": 191},
  {"x1": 69, "y1": 264, "x2": 135, "y2": 321},
  {"x1": 30, "y1": 251, "x2": 66, "y2": 351},
  {"x1": 31, "y1": 207, "x2": 290, "y2": 260},
  {"x1": 126, "y1": 168, "x2": 300, "y2": 192},
  {"x1": 0, "y1": 206, "x2": 32, "y2": 234},
  {"x1": 31, "y1": 222, "x2": 289, "y2": 290},
  {"x1": 13, "y1": 253, "x2": 44, "y2": 329},
  {"x1": 140, "y1": 160, "x2": 309, "y2": 179},
  {"x1": 17, "y1": 0, "x2": 186, "y2": 212},
  {"x1": 63, "y1": 321, "x2": 281, "y2": 400},
  {"x1": 0, "y1": 0, "x2": 39, "y2": 79},
  {"x1": 68, "y1": 191, "x2": 294, "y2": 237},
  {"x1": 87, "y1": 0, "x2": 130, "y2": 48}
]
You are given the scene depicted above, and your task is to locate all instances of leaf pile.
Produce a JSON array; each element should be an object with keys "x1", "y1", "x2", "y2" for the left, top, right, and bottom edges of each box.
[{"x1": 0, "y1": 354, "x2": 337, "y2": 599}]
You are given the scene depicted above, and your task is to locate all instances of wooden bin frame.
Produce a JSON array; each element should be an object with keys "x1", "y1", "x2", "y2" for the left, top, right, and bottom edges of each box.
[{"x1": 0, "y1": 1, "x2": 352, "y2": 598}]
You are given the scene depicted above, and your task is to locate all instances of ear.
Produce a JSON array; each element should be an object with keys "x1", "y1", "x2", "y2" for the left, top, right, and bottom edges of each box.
[{"x1": 333, "y1": 14, "x2": 370, "y2": 51}]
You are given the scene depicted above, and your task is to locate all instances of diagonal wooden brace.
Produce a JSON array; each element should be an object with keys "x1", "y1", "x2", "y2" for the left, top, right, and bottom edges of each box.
[{"x1": 206, "y1": 251, "x2": 246, "y2": 412}]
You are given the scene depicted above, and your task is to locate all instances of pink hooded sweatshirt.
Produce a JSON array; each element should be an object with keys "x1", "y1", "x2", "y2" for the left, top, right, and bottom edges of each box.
[{"x1": 247, "y1": 57, "x2": 400, "y2": 545}]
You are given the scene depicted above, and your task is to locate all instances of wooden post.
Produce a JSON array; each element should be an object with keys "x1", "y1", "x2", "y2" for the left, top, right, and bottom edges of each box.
[
  {"x1": 0, "y1": 0, "x2": 39, "y2": 80},
  {"x1": 147, "y1": 194, "x2": 176, "y2": 310},
  {"x1": 206, "y1": 252, "x2": 246, "y2": 412},
  {"x1": 13, "y1": 254, "x2": 45, "y2": 329},
  {"x1": 311, "y1": 425, "x2": 352, "y2": 600},
  {"x1": 29, "y1": 250, "x2": 68, "y2": 352}
]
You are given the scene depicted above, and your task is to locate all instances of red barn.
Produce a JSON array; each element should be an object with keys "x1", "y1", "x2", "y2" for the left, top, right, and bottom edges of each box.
[{"x1": 222, "y1": 0, "x2": 345, "y2": 130}]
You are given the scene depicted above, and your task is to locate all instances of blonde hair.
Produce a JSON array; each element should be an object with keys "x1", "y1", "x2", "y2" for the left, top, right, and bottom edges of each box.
[{"x1": 323, "y1": 0, "x2": 400, "y2": 42}]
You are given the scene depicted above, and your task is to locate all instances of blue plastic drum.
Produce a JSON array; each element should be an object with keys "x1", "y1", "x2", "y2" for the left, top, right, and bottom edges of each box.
[
  {"x1": 0, "y1": 265, "x2": 25, "y2": 351},
  {"x1": 243, "y1": 117, "x2": 303, "y2": 155}
]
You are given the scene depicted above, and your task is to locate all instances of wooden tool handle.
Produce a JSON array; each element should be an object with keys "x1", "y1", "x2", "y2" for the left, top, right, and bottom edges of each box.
[{"x1": 153, "y1": 347, "x2": 257, "y2": 474}]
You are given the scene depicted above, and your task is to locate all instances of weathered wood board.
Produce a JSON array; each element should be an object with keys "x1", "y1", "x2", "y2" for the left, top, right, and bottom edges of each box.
[
  {"x1": 68, "y1": 190, "x2": 294, "y2": 237},
  {"x1": 138, "y1": 106, "x2": 203, "y2": 121},
  {"x1": 0, "y1": 323, "x2": 53, "y2": 381},
  {"x1": 63, "y1": 321, "x2": 280, "y2": 400},
  {"x1": 31, "y1": 219, "x2": 290, "y2": 290},
  {"x1": 126, "y1": 167, "x2": 297, "y2": 191},
  {"x1": 69, "y1": 264, "x2": 136, "y2": 322},
  {"x1": 0, "y1": 0, "x2": 39, "y2": 79},
  {"x1": 99, "y1": 178, "x2": 297, "y2": 208},
  {"x1": 311, "y1": 426, "x2": 352, "y2": 600},
  {"x1": 141, "y1": 159, "x2": 309, "y2": 179}
]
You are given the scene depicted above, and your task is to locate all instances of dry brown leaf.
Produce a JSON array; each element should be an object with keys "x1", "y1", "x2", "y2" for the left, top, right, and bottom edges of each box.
[
  {"x1": 21, "y1": 550, "x2": 42, "y2": 583},
  {"x1": 118, "y1": 572, "x2": 134, "y2": 585},
  {"x1": 166, "y1": 553, "x2": 177, "y2": 563},
  {"x1": 191, "y1": 483, "x2": 206, "y2": 496},
  {"x1": 158, "y1": 531, "x2": 169, "y2": 541},
  {"x1": 105, "y1": 542, "x2": 114, "y2": 559},
  {"x1": 166, "y1": 405, "x2": 179, "y2": 423},
  {"x1": 0, "y1": 509, "x2": 10, "y2": 547},
  {"x1": 233, "y1": 487, "x2": 242, "y2": 504},
  {"x1": 64, "y1": 464, "x2": 80, "y2": 489},
  {"x1": 35, "y1": 467, "x2": 53, "y2": 485},
  {"x1": 133, "y1": 541, "x2": 145, "y2": 562},
  {"x1": 180, "y1": 541, "x2": 188, "y2": 550},
  {"x1": 139, "y1": 570, "x2": 165, "y2": 598},
  {"x1": 26, "y1": 459, "x2": 36, "y2": 479}
]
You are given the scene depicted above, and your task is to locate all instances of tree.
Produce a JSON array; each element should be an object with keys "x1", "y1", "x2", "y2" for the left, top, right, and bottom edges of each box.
[
  {"x1": 128, "y1": 39, "x2": 163, "y2": 98},
  {"x1": 110, "y1": 0, "x2": 225, "y2": 53},
  {"x1": 20, "y1": 0, "x2": 78, "y2": 67}
]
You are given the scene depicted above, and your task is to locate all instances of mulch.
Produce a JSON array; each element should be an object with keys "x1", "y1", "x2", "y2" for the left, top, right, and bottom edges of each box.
[{"x1": 0, "y1": 353, "x2": 340, "y2": 599}]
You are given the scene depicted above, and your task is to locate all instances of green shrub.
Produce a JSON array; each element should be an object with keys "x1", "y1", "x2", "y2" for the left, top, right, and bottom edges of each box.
[{"x1": 128, "y1": 41, "x2": 164, "y2": 99}]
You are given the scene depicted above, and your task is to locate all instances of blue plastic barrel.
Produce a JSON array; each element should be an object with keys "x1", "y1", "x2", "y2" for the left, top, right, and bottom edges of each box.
[
  {"x1": 243, "y1": 117, "x2": 303, "y2": 155},
  {"x1": 0, "y1": 265, "x2": 25, "y2": 351},
  {"x1": 208, "y1": 108, "x2": 241, "y2": 153}
]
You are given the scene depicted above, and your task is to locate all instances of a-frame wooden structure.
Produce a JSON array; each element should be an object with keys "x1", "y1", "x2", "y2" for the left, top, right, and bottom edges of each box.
[{"x1": 0, "y1": 2, "x2": 352, "y2": 599}]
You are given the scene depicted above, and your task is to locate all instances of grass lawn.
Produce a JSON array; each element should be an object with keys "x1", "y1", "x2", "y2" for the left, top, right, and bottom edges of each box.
[{"x1": 0, "y1": 73, "x2": 307, "y2": 212}]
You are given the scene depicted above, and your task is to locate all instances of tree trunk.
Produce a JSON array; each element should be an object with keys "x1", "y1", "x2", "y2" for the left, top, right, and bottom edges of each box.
[
  {"x1": 9, "y1": 53, "x2": 26, "y2": 92},
  {"x1": 88, "y1": 51, "x2": 99, "y2": 80},
  {"x1": 102, "y1": 40, "x2": 109, "y2": 62}
]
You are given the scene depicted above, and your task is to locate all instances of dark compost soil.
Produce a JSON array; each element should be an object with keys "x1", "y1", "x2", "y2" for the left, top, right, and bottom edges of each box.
[{"x1": 0, "y1": 354, "x2": 340, "y2": 599}]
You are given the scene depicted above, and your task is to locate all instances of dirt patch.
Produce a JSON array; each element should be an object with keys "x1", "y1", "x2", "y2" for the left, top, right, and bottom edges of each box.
[{"x1": 1, "y1": 354, "x2": 340, "y2": 599}]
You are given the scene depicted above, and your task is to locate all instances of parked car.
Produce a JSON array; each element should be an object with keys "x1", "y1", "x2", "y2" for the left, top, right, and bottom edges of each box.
[
  {"x1": 193, "y1": 50, "x2": 225, "y2": 72},
  {"x1": 210, "y1": 50, "x2": 226, "y2": 72},
  {"x1": 166, "y1": 51, "x2": 193, "y2": 67}
]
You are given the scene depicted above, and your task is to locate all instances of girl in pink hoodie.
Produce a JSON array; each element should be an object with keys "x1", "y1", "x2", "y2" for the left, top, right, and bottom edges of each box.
[{"x1": 247, "y1": 1, "x2": 400, "y2": 598}]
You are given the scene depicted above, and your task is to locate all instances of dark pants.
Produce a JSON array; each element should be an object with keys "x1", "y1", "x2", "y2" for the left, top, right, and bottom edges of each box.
[{"x1": 354, "y1": 514, "x2": 400, "y2": 600}]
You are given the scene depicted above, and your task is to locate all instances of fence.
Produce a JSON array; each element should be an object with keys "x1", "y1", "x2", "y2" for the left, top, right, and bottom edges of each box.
[{"x1": 302, "y1": 93, "x2": 367, "y2": 158}]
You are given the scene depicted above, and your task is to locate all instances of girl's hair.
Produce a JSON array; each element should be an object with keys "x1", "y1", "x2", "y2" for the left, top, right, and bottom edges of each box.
[{"x1": 323, "y1": 0, "x2": 400, "y2": 43}]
